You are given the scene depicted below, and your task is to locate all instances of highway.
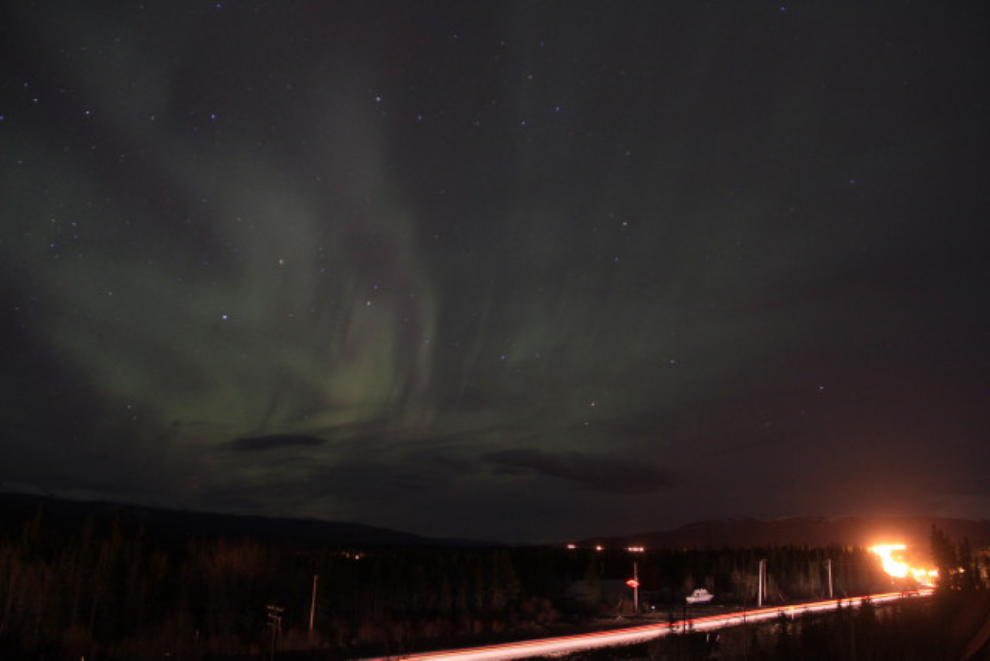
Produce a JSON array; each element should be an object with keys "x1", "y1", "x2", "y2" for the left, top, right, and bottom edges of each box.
[{"x1": 369, "y1": 589, "x2": 933, "y2": 660}]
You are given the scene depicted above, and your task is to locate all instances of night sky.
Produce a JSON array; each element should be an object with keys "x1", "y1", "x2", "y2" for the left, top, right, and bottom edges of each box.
[{"x1": 2, "y1": 1, "x2": 987, "y2": 543}]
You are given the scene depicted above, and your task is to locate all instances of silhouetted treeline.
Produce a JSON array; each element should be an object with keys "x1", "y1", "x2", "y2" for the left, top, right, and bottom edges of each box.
[
  {"x1": 930, "y1": 523, "x2": 990, "y2": 593},
  {"x1": 0, "y1": 508, "x2": 973, "y2": 659}
]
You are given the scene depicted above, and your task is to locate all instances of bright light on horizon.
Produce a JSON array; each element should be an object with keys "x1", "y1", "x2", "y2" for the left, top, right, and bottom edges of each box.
[{"x1": 869, "y1": 544, "x2": 937, "y2": 586}]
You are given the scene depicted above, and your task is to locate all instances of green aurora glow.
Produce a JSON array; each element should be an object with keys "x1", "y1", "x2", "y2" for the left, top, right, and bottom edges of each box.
[{"x1": 1, "y1": 1, "x2": 987, "y2": 541}]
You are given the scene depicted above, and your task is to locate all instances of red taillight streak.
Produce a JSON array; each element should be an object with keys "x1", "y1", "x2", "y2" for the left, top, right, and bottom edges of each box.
[{"x1": 388, "y1": 589, "x2": 933, "y2": 660}]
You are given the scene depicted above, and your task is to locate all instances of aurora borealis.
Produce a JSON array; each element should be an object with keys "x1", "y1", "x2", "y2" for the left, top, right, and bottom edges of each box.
[{"x1": 2, "y1": 2, "x2": 987, "y2": 542}]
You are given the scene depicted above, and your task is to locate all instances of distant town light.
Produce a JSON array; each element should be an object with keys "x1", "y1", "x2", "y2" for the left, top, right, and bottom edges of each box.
[{"x1": 869, "y1": 544, "x2": 937, "y2": 586}]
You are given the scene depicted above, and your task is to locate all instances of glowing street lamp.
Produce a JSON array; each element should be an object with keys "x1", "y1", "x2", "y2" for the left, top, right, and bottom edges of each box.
[{"x1": 869, "y1": 544, "x2": 938, "y2": 586}]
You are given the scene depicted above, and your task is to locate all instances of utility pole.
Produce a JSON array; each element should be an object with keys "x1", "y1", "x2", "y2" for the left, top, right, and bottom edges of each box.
[
  {"x1": 309, "y1": 574, "x2": 318, "y2": 635},
  {"x1": 756, "y1": 558, "x2": 767, "y2": 608},
  {"x1": 267, "y1": 605, "x2": 284, "y2": 661},
  {"x1": 826, "y1": 560, "x2": 833, "y2": 599},
  {"x1": 625, "y1": 562, "x2": 641, "y2": 612},
  {"x1": 633, "y1": 561, "x2": 639, "y2": 612}
]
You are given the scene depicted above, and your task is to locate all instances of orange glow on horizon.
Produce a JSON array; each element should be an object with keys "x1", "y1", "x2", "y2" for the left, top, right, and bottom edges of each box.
[{"x1": 869, "y1": 544, "x2": 937, "y2": 586}]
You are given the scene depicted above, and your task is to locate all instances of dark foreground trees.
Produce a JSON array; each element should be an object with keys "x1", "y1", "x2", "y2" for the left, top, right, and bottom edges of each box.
[
  {"x1": 1, "y1": 510, "x2": 985, "y2": 659},
  {"x1": 930, "y1": 523, "x2": 989, "y2": 593}
]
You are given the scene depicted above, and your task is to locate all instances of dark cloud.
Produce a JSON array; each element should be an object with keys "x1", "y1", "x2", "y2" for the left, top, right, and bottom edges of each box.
[
  {"x1": 484, "y1": 449, "x2": 675, "y2": 495},
  {"x1": 229, "y1": 435, "x2": 325, "y2": 452}
]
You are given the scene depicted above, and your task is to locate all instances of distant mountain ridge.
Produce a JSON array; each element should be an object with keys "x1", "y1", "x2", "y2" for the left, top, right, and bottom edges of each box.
[
  {"x1": 4, "y1": 492, "x2": 986, "y2": 551},
  {"x1": 581, "y1": 515, "x2": 990, "y2": 550},
  {"x1": 0, "y1": 492, "x2": 493, "y2": 548}
]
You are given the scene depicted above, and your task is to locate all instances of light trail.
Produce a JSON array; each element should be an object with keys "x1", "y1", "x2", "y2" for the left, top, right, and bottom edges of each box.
[{"x1": 366, "y1": 589, "x2": 933, "y2": 661}]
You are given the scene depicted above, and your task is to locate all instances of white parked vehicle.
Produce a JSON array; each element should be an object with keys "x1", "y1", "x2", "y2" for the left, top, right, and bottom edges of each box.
[{"x1": 686, "y1": 588, "x2": 714, "y2": 604}]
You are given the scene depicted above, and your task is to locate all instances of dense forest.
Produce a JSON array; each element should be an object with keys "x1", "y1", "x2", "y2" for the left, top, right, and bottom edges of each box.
[{"x1": 0, "y1": 507, "x2": 985, "y2": 659}]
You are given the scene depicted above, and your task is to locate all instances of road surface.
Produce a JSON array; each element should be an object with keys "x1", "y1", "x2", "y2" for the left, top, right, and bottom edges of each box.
[{"x1": 368, "y1": 589, "x2": 933, "y2": 660}]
